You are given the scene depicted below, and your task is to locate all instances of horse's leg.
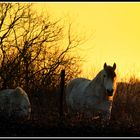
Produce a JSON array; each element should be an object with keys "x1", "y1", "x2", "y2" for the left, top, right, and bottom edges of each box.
[
  {"x1": 83, "y1": 111, "x2": 90, "y2": 124},
  {"x1": 77, "y1": 112, "x2": 84, "y2": 121},
  {"x1": 100, "y1": 110, "x2": 111, "y2": 127},
  {"x1": 66, "y1": 105, "x2": 74, "y2": 119},
  {"x1": 96, "y1": 100, "x2": 112, "y2": 127},
  {"x1": 83, "y1": 111, "x2": 98, "y2": 127},
  {"x1": 65, "y1": 105, "x2": 78, "y2": 125}
]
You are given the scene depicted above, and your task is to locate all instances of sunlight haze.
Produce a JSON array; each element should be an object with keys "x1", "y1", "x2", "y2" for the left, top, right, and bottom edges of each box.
[{"x1": 33, "y1": 2, "x2": 140, "y2": 81}]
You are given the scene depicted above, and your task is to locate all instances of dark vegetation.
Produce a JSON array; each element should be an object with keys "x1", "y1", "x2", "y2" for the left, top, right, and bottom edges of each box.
[{"x1": 0, "y1": 3, "x2": 139, "y2": 137}]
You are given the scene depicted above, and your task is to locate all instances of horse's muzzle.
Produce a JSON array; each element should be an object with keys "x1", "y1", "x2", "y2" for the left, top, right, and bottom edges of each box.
[{"x1": 106, "y1": 89, "x2": 114, "y2": 96}]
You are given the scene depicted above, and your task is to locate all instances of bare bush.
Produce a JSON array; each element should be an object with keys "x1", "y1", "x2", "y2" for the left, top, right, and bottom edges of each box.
[
  {"x1": 0, "y1": 3, "x2": 84, "y2": 92},
  {"x1": 112, "y1": 75, "x2": 140, "y2": 130}
]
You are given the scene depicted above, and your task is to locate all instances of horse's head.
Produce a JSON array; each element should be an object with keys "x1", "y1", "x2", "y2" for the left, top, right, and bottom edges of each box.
[{"x1": 102, "y1": 62, "x2": 117, "y2": 96}]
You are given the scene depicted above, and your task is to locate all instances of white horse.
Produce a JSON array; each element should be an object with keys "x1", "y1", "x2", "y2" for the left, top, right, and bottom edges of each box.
[
  {"x1": 0, "y1": 86, "x2": 31, "y2": 121},
  {"x1": 65, "y1": 63, "x2": 117, "y2": 124}
]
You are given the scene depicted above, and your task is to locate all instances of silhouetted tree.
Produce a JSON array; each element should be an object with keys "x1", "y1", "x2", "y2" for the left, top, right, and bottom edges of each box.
[{"x1": 0, "y1": 3, "x2": 86, "y2": 94}]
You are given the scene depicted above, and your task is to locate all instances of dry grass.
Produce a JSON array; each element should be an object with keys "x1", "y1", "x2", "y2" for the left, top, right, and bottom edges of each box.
[
  {"x1": 26, "y1": 75, "x2": 140, "y2": 136},
  {"x1": 0, "y1": 75, "x2": 140, "y2": 137},
  {"x1": 111, "y1": 76, "x2": 140, "y2": 132}
]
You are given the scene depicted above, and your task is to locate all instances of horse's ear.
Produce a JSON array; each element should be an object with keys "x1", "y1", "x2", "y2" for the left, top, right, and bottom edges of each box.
[
  {"x1": 104, "y1": 62, "x2": 107, "y2": 69},
  {"x1": 113, "y1": 63, "x2": 116, "y2": 70}
]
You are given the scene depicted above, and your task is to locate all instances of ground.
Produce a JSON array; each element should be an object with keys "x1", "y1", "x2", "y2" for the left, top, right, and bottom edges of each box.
[{"x1": 0, "y1": 119, "x2": 139, "y2": 137}]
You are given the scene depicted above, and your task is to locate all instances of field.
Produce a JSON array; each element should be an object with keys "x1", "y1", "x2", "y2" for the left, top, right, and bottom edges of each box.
[
  {"x1": 0, "y1": 3, "x2": 140, "y2": 138},
  {"x1": 0, "y1": 78, "x2": 140, "y2": 137}
]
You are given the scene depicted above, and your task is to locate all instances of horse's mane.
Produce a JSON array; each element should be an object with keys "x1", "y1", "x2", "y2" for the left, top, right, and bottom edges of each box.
[{"x1": 87, "y1": 69, "x2": 104, "y2": 89}]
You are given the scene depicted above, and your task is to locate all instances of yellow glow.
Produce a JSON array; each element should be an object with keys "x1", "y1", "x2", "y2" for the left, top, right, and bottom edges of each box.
[{"x1": 33, "y1": 2, "x2": 140, "y2": 81}]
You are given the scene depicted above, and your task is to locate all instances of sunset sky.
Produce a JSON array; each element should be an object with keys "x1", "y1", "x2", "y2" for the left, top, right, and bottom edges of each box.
[{"x1": 33, "y1": 2, "x2": 140, "y2": 81}]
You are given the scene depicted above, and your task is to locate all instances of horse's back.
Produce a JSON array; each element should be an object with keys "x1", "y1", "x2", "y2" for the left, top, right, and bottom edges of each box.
[
  {"x1": 66, "y1": 78, "x2": 90, "y2": 95},
  {"x1": 0, "y1": 87, "x2": 30, "y2": 105},
  {"x1": 14, "y1": 86, "x2": 30, "y2": 104},
  {"x1": 0, "y1": 89, "x2": 14, "y2": 106}
]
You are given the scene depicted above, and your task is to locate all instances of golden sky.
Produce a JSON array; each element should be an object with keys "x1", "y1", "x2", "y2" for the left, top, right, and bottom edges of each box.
[{"x1": 33, "y1": 2, "x2": 140, "y2": 81}]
